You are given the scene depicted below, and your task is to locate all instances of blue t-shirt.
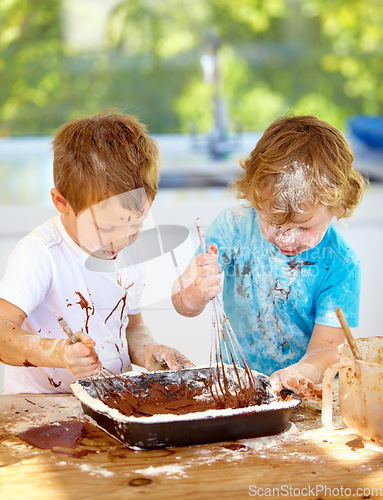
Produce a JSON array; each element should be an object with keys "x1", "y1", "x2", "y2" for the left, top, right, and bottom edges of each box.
[{"x1": 204, "y1": 205, "x2": 361, "y2": 376}]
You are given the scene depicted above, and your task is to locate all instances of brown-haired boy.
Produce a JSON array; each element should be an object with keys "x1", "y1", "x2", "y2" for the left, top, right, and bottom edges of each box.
[
  {"x1": 0, "y1": 111, "x2": 192, "y2": 394},
  {"x1": 172, "y1": 115, "x2": 366, "y2": 400}
]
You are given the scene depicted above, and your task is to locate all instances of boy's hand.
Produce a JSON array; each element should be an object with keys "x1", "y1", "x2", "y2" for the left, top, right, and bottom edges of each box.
[
  {"x1": 270, "y1": 363, "x2": 322, "y2": 401},
  {"x1": 142, "y1": 342, "x2": 195, "y2": 371},
  {"x1": 61, "y1": 331, "x2": 102, "y2": 378},
  {"x1": 191, "y1": 243, "x2": 222, "y2": 302},
  {"x1": 270, "y1": 325, "x2": 344, "y2": 401},
  {"x1": 172, "y1": 243, "x2": 222, "y2": 316}
]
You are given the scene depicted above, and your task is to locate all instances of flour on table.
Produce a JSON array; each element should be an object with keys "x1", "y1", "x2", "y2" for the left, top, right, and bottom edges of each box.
[
  {"x1": 133, "y1": 464, "x2": 188, "y2": 478},
  {"x1": 78, "y1": 463, "x2": 115, "y2": 477},
  {"x1": 239, "y1": 421, "x2": 298, "y2": 451}
]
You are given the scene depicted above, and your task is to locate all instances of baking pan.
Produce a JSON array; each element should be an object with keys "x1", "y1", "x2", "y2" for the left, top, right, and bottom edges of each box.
[{"x1": 71, "y1": 366, "x2": 301, "y2": 449}]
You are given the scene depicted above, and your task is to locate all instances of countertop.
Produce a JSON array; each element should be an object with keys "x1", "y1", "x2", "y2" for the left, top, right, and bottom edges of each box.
[{"x1": 0, "y1": 388, "x2": 382, "y2": 500}]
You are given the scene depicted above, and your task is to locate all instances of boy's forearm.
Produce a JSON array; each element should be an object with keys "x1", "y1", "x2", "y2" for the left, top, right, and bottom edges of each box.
[
  {"x1": 126, "y1": 323, "x2": 156, "y2": 367},
  {"x1": 295, "y1": 324, "x2": 345, "y2": 383},
  {"x1": 171, "y1": 276, "x2": 207, "y2": 317},
  {"x1": 0, "y1": 319, "x2": 65, "y2": 368},
  {"x1": 297, "y1": 346, "x2": 340, "y2": 383}
]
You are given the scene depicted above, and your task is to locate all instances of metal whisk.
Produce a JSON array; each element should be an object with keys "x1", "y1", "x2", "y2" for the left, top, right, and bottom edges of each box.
[
  {"x1": 195, "y1": 219, "x2": 257, "y2": 408},
  {"x1": 57, "y1": 316, "x2": 140, "y2": 408}
]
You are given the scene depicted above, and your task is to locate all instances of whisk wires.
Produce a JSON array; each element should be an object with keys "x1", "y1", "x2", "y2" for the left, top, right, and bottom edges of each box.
[{"x1": 195, "y1": 219, "x2": 256, "y2": 408}]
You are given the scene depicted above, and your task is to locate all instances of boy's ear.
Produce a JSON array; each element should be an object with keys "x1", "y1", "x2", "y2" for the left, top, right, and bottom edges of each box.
[{"x1": 51, "y1": 188, "x2": 71, "y2": 214}]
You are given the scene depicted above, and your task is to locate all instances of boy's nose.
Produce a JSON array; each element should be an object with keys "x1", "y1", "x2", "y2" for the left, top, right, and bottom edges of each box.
[
  {"x1": 276, "y1": 227, "x2": 288, "y2": 238},
  {"x1": 276, "y1": 228, "x2": 296, "y2": 245}
]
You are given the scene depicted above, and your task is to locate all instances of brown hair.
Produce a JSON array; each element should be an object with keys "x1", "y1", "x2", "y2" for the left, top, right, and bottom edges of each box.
[
  {"x1": 52, "y1": 111, "x2": 160, "y2": 214},
  {"x1": 234, "y1": 115, "x2": 367, "y2": 224}
]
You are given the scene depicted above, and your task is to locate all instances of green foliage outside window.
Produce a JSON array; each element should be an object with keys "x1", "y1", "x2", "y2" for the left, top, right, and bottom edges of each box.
[{"x1": 0, "y1": 0, "x2": 382, "y2": 136}]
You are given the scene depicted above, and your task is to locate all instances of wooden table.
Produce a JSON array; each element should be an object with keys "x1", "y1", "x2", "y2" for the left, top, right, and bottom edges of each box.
[{"x1": 1, "y1": 388, "x2": 382, "y2": 500}]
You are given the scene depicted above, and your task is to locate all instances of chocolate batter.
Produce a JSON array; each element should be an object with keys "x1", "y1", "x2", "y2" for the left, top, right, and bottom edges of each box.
[{"x1": 97, "y1": 376, "x2": 269, "y2": 417}]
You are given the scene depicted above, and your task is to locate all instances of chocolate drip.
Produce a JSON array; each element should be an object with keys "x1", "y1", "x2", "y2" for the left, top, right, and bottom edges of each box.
[
  {"x1": 105, "y1": 280, "x2": 134, "y2": 339},
  {"x1": 75, "y1": 291, "x2": 95, "y2": 334}
]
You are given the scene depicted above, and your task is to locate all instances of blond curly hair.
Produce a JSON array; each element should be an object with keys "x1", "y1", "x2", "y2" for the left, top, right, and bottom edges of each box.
[{"x1": 234, "y1": 115, "x2": 367, "y2": 224}]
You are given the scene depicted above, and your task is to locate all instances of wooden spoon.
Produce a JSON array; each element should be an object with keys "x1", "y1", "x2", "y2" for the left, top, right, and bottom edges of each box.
[{"x1": 335, "y1": 307, "x2": 362, "y2": 361}]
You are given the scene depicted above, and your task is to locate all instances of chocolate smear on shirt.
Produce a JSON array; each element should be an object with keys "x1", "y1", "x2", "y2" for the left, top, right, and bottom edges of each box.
[
  {"x1": 288, "y1": 259, "x2": 316, "y2": 271},
  {"x1": 75, "y1": 291, "x2": 95, "y2": 334},
  {"x1": 48, "y1": 376, "x2": 62, "y2": 388},
  {"x1": 105, "y1": 280, "x2": 134, "y2": 339}
]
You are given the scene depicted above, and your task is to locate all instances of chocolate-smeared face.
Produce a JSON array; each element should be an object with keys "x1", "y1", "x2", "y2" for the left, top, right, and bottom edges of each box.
[{"x1": 63, "y1": 195, "x2": 151, "y2": 260}]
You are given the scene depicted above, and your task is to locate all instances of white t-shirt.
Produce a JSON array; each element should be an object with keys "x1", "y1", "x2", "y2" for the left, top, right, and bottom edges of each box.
[{"x1": 0, "y1": 216, "x2": 145, "y2": 394}]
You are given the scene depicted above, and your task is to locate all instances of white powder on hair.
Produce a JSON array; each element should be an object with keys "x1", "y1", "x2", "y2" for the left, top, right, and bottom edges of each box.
[{"x1": 276, "y1": 161, "x2": 314, "y2": 215}]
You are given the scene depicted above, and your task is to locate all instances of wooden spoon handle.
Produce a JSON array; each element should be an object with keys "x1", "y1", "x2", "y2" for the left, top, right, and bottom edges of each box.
[{"x1": 335, "y1": 307, "x2": 362, "y2": 360}]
